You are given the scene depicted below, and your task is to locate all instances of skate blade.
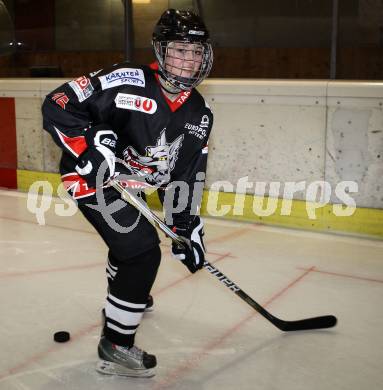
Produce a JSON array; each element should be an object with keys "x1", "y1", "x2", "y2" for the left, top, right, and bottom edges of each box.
[{"x1": 96, "y1": 360, "x2": 155, "y2": 378}]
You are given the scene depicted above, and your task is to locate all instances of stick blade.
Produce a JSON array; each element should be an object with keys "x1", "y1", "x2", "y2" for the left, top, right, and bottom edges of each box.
[{"x1": 280, "y1": 315, "x2": 337, "y2": 331}]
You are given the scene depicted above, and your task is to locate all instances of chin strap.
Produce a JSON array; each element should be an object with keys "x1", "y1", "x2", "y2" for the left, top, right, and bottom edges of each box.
[{"x1": 158, "y1": 74, "x2": 182, "y2": 94}]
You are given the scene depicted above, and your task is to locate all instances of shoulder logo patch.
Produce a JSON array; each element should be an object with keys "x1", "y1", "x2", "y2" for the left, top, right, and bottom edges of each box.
[
  {"x1": 99, "y1": 68, "x2": 145, "y2": 90},
  {"x1": 68, "y1": 76, "x2": 94, "y2": 102}
]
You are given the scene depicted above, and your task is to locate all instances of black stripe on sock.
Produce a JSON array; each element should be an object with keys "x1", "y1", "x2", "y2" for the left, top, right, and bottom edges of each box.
[
  {"x1": 106, "y1": 317, "x2": 139, "y2": 331},
  {"x1": 106, "y1": 297, "x2": 145, "y2": 313}
]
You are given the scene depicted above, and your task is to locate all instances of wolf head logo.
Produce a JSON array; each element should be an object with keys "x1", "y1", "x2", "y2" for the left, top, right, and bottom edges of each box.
[{"x1": 123, "y1": 129, "x2": 184, "y2": 185}]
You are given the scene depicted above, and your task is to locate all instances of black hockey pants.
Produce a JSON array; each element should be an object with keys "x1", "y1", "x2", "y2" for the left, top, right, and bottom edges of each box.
[{"x1": 78, "y1": 187, "x2": 161, "y2": 347}]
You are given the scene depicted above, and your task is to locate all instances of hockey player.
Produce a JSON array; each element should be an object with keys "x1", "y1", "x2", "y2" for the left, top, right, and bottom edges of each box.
[{"x1": 42, "y1": 9, "x2": 214, "y2": 377}]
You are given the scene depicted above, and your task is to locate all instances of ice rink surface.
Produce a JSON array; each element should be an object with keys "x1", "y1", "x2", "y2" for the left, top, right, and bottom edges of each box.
[{"x1": 0, "y1": 188, "x2": 382, "y2": 390}]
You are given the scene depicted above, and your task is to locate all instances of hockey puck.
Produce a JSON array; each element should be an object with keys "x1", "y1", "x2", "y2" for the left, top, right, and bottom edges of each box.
[{"x1": 53, "y1": 331, "x2": 70, "y2": 343}]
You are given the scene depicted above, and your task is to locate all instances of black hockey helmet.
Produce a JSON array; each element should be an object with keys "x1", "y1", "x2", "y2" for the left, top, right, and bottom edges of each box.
[{"x1": 152, "y1": 9, "x2": 213, "y2": 92}]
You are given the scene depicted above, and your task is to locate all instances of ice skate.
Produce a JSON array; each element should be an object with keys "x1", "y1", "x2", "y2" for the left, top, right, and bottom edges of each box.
[{"x1": 96, "y1": 337, "x2": 157, "y2": 378}]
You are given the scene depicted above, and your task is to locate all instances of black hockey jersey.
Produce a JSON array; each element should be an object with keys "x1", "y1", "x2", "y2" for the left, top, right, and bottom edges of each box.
[{"x1": 42, "y1": 62, "x2": 213, "y2": 226}]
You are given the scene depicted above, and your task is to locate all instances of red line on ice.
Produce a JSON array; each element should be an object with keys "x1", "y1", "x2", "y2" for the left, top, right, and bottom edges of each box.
[
  {"x1": 153, "y1": 252, "x2": 232, "y2": 296},
  {"x1": 207, "y1": 226, "x2": 252, "y2": 244},
  {"x1": 0, "y1": 215, "x2": 97, "y2": 235},
  {"x1": 152, "y1": 266, "x2": 316, "y2": 390},
  {"x1": 297, "y1": 266, "x2": 383, "y2": 284},
  {"x1": 0, "y1": 252, "x2": 234, "y2": 379},
  {"x1": 0, "y1": 262, "x2": 105, "y2": 279},
  {"x1": 0, "y1": 323, "x2": 100, "y2": 381}
]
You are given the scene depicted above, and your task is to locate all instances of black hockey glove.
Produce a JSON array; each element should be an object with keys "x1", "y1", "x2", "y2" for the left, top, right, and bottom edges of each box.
[
  {"x1": 171, "y1": 216, "x2": 206, "y2": 274},
  {"x1": 75, "y1": 124, "x2": 117, "y2": 188}
]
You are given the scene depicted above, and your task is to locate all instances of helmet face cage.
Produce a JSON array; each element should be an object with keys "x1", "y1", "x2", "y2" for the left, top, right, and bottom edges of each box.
[{"x1": 153, "y1": 39, "x2": 213, "y2": 91}]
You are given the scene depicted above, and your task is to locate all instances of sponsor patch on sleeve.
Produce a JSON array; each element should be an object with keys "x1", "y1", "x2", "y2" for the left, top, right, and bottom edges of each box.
[
  {"x1": 99, "y1": 68, "x2": 146, "y2": 90},
  {"x1": 52, "y1": 92, "x2": 69, "y2": 109},
  {"x1": 68, "y1": 76, "x2": 94, "y2": 102}
]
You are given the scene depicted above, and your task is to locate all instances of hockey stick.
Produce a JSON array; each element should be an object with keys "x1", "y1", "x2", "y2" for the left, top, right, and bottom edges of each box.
[{"x1": 111, "y1": 179, "x2": 337, "y2": 331}]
